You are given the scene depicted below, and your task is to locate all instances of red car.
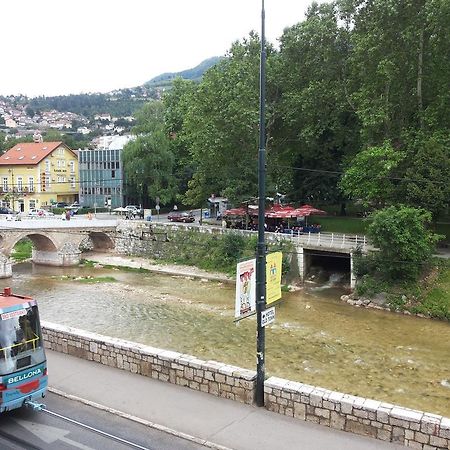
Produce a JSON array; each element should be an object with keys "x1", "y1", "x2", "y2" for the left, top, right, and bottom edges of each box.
[{"x1": 167, "y1": 211, "x2": 195, "y2": 223}]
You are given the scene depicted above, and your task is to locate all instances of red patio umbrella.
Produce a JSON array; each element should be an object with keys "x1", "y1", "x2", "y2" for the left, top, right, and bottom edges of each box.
[
  {"x1": 292, "y1": 204, "x2": 327, "y2": 216},
  {"x1": 223, "y1": 207, "x2": 247, "y2": 216}
]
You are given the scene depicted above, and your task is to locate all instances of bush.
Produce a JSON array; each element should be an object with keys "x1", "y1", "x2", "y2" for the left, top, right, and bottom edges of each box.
[{"x1": 368, "y1": 206, "x2": 441, "y2": 281}]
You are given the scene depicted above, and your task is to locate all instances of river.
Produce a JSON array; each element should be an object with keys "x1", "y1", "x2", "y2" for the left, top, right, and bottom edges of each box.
[{"x1": 3, "y1": 261, "x2": 450, "y2": 417}]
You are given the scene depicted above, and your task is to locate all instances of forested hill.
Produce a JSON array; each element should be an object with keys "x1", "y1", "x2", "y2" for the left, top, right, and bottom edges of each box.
[
  {"x1": 25, "y1": 57, "x2": 222, "y2": 118},
  {"x1": 28, "y1": 91, "x2": 149, "y2": 118},
  {"x1": 145, "y1": 56, "x2": 223, "y2": 87}
]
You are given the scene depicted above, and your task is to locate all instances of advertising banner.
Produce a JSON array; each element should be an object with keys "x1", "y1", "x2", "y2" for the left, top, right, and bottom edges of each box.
[
  {"x1": 235, "y1": 258, "x2": 256, "y2": 318},
  {"x1": 266, "y1": 251, "x2": 282, "y2": 305}
]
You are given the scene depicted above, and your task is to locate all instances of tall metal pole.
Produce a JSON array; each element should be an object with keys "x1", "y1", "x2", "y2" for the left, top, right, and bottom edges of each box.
[{"x1": 255, "y1": 0, "x2": 267, "y2": 407}]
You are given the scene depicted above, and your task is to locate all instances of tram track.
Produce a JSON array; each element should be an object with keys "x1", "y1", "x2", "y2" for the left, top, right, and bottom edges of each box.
[{"x1": 25, "y1": 400, "x2": 153, "y2": 450}]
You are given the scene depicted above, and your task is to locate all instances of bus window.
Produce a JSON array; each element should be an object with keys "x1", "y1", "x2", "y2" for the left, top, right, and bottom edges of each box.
[{"x1": 0, "y1": 306, "x2": 43, "y2": 374}]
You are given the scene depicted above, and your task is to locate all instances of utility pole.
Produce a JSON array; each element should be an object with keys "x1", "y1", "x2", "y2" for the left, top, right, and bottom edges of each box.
[{"x1": 255, "y1": 0, "x2": 267, "y2": 408}]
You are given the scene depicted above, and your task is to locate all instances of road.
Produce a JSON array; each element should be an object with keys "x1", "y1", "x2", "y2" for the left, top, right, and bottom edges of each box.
[{"x1": 0, "y1": 393, "x2": 205, "y2": 450}]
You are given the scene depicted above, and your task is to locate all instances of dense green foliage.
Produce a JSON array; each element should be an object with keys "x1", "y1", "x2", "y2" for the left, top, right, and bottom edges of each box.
[
  {"x1": 29, "y1": 93, "x2": 148, "y2": 118},
  {"x1": 119, "y1": 0, "x2": 448, "y2": 299},
  {"x1": 366, "y1": 206, "x2": 440, "y2": 281},
  {"x1": 123, "y1": 0, "x2": 449, "y2": 217},
  {"x1": 154, "y1": 229, "x2": 292, "y2": 276}
]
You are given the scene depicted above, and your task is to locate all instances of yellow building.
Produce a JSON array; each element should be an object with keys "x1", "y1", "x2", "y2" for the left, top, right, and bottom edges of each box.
[{"x1": 0, "y1": 141, "x2": 79, "y2": 213}]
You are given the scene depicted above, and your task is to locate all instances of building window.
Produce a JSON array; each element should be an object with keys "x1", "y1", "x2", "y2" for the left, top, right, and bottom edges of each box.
[
  {"x1": 111, "y1": 170, "x2": 115, "y2": 179},
  {"x1": 69, "y1": 161, "x2": 75, "y2": 173},
  {"x1": 45, "y1": 160, "x2": 50, "y2": 172},
  {"x1": 70, "y1": 177, "x2": 75, "y2": 188},
  {"x1": 2, "y1": 177, "x2": 7, "y2": 193},
  {"x1": 28, "y1": 177, "x2": 34, "y2": 192},
  {"x1": 17, "y1": 177, "x2": 23, "y2": 192},
  {"x1": 29, "y1": 200, "x2": 36, "y2": 209}
]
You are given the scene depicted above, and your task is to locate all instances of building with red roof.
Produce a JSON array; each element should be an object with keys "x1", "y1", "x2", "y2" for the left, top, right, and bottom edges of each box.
[{"x1": 0, "y1": 140, "x2": 79, "y2": 213}]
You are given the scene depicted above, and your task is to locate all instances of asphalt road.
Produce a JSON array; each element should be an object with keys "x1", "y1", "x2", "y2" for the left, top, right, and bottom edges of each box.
[{"x1": 0, "y1": 393, "x2": 205, "y2": 450}]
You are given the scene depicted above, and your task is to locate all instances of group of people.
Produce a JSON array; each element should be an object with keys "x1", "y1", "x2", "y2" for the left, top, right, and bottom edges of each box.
[
  {"x1": 61, "y1": 209, "x2": 74, "y2": 220},
  {"x1": 224, "y1": 220, "x2": 322, "y2": 234}
]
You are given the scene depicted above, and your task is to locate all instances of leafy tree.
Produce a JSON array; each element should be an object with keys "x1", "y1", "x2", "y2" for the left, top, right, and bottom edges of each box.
[
  {"x1": 163, "y1": 78, "x2": 197, "y2": 198},
  {"x1": 398, "y1": 131, "x2": 450, "y2": 217},
  {"x1": 344, "y1": 0, "x2": 450, "y2": 143},
  {"x1": 367, "y1": 205, "x2": 441, "y2": 281},
  {"x1": 270, "y1": 2, "x2": 361, "y2": 205},
  {"x1": 182, "y1": 33, "x2": 271, "y2": 205},
  {"x1": 25, "y1": 106, "x2": 35, "y2": 117},
  {"x1": 339, "y1": 142, "x2": 405, "y2": 208},
  {"x1": 123, "y1": 101, "x2": 176, "y2": 205}
]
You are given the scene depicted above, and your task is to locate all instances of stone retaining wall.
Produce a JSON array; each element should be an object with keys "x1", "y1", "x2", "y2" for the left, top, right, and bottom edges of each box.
[
  {"x1": 42, "y1": 322, "x2": 450, "y2": 449},
  {"x1": 265, "y1": 377, "x2": 450, "y2": 450},
  {"x1": 42, "y1": 322, "x2": 255, "y2": 404}
]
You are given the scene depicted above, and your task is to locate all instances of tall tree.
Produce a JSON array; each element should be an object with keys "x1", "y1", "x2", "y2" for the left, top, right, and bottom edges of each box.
[
  {"x1": 273, "y1": 2, "x2": 360, "y2": 205},
  {"x1": 339, "y1": 142, "x2": 406, "y2": 208},
  {"x1": 182, "y1": 33, "x2": 271, "y2": 205},
  {"x1": 346, "y1": 0, "x2": 450, "y2": 143},
  {"x1": 163, "y1": 78, "x2": 198, "y2": 199},
  {"x1": 123, "y1": 101, "x2": 176, "y2": 205}
]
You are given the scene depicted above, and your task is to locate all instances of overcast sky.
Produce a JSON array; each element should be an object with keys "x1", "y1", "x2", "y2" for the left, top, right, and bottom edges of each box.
[{"x1": 1, "y1": 0, "x2": 321, "y2": 98}]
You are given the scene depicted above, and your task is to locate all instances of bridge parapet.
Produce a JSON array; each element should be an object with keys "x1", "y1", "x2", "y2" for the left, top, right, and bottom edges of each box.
[{"x1": 0, "y1": 223, "x2": 117, "y2": 277}]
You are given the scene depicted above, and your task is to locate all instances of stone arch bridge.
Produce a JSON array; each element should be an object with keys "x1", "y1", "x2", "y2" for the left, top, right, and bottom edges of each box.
[{"x1": 0, "y1": 224, "x2": 116, "y2": 278}]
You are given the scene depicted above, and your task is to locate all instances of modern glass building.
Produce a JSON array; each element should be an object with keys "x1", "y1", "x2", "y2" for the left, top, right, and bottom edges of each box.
[{"x1": 78, "y1": 136, "x2": 131, "y2": 209}]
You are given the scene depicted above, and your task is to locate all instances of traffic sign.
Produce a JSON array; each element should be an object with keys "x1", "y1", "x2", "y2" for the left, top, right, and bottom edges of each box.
[{"x1": 261, "y1": 307, "x2": 275, "y2": 327}]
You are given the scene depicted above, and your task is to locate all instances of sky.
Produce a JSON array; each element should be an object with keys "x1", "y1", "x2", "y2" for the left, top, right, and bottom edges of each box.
[{"x1": 1, "y1": 0, "x2": 321, "y2": 98}]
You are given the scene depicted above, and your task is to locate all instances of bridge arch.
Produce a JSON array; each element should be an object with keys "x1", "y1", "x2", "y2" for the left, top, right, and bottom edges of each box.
[
  {"x1": 80, "y1": 231, "x2": 115, "y2": 253},
  {"x1": 2, "y1": 232, "x2": 58, "y2": 256}
]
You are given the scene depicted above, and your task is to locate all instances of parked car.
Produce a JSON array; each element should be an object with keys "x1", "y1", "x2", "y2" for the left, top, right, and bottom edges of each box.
[
  {"x1": 0, "y1": 207, "x2": 14, "y2": 215},
  {"x1": 167, "y1": 211, "x2": 195, "y2": 223},
  {"x1": 28, "y1": 208, "x2": 54, "y2": 218},
  {"x1": 52, "y1": 202, "x2": 68, "y2": 209},
  {"x1": 67, "y1": 202, "x2": 80, "y2": 214}
]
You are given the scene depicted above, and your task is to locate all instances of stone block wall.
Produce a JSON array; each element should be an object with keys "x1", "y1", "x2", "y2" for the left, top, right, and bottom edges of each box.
[
  {"x1": 42, "y1": 322, "x2": 450, "y2": 449},
  {"x1": 42, "y1": 322, "x2": 255, "y2": 404},
  {"x1": 265, "y1": 377, "x2": 450, "y2": 450}
]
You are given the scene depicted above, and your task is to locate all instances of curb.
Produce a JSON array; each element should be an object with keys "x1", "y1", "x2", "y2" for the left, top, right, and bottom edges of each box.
[{"x1": 48, "y1": 387, "x2": 234, "y2": 450}]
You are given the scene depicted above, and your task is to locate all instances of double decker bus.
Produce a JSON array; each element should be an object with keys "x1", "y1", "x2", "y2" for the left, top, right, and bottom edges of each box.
[{"x1": 0, "y1": 287, "x2": 47, "y2": 412}]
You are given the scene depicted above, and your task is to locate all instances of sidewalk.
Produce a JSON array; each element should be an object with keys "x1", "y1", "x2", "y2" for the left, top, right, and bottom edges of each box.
[{"x1": 47, "y1": 350, "x2": 403, "y2": 450}]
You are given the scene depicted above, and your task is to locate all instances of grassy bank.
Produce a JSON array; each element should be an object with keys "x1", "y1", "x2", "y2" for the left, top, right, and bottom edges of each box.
[
  {"x1": 313, "y1": 216, "x2": 370, "y2": 234},
  {"x1": 407, "y1": 261, "x2": 450, "y2": 320},
  {"x1": 357, "y1": 260, "x2": 450, "y2": 320}
]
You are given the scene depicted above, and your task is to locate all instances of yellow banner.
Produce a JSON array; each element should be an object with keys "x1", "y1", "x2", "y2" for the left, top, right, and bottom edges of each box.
[{"x1": 266, "y1": 252, "x2": 282, "y2": 305}]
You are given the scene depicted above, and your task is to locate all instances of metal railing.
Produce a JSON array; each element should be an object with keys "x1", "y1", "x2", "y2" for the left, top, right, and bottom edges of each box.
[{"x1": 294, "y1": 231, "x2": 369, "y2": 250}]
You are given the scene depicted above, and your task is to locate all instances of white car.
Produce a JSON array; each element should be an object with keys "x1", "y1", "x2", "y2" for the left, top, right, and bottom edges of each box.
[{"x1": 28, "y1": 208, "x2": 54, "y2": 218}]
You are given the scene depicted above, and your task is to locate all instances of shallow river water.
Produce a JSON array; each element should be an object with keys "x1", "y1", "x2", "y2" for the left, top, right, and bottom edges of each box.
[{"x1": 3, "y1": 262, "x2": 450, "y2": 417}]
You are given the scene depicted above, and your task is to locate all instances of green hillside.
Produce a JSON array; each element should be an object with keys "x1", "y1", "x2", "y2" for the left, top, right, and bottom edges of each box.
[{"x1": 145, "y1": 57, "x2": 223, "y2": 86}]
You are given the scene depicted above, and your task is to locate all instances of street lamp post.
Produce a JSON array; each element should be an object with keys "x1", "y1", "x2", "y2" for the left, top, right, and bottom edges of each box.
[{"x1": 255, "y1": 0, "x2": 267, "y2": 408}]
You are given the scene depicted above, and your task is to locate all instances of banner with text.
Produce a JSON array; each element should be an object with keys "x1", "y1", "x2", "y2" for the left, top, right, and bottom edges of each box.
[
  {"x1": 235, "y1": 258, "x2": 256, "y2": 318},
  {"x1": 266, "y1": 251, "x2": 282, "y2": 305}
]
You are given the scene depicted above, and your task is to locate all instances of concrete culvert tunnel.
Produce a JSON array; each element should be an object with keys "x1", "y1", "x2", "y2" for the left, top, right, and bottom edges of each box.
[{"x1": 303, "y1": 249, "x2": 351, "y2": 287}]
